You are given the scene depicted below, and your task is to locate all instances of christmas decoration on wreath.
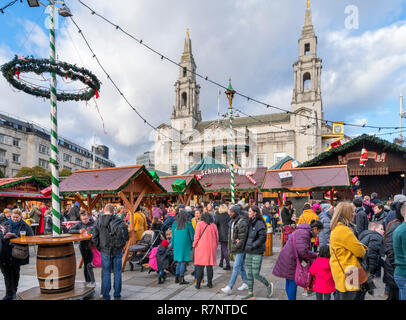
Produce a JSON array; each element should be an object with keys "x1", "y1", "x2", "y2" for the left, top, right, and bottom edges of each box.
[
  {"x1": 1, "y1": 56, "x2": 101, "y2": 101},
  {"x1": 203, "y1": 183, "x2": 212, "y2": 188},
  {"x1": 245, "y1": 171, "x2": 257, "y2": 186},
  {"x1": 360, "y1": 148, "x2": 368, "y2": 168},
  {"x1": 323, "y1": 190, "x2": 338, "y2": 201}
]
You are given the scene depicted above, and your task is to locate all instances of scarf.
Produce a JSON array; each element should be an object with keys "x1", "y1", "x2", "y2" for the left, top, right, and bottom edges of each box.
[{"x1": 9, "y1": 218, "x2": 22, "y2": 235}]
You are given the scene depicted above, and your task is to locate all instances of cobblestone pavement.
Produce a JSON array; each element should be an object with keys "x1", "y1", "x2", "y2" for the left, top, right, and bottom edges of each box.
[{"x1": 0, "y1": 234, "x2": 387, "y2": 300}]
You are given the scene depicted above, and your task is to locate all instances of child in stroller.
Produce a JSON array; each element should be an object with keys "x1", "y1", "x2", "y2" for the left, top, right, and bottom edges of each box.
[{"x1": 128, "y1": 229, "x2": 162, "y2": 271}]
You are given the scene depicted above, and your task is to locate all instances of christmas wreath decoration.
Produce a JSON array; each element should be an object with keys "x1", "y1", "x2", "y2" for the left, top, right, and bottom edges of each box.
[{"x1": 1, "y1": 55, "x2": 101, "y2": 101}]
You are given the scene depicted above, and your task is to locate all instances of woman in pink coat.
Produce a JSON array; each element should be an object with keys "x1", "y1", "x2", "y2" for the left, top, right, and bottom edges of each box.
[{"x1": 193, "y1": 212, "x2": 219, "y2": 289}]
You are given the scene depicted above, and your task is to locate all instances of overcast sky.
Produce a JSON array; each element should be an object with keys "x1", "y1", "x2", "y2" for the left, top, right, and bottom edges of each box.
[{"x1": 1, "y1": 0, "x2": 406, "y2": 166}]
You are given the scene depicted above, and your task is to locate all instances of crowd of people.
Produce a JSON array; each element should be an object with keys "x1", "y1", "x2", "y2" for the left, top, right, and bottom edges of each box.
[{"x1": 0, "y1": 191, "x2": 405, "y2": 301}]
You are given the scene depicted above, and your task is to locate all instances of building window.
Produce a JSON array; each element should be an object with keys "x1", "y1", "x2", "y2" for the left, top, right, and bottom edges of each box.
[
  {"x1": 0, "y1": 134, "x2": 4, "y2": 144},
  {"x1": 183, "y1": 67, "x2": 187, "y2": 77},
  {"x1": 181, "y1": 92, "x2": 187, "y2": 107},
  {"x1": 85, "y1": 161, "x2": 90, "y2": 168},
  {"x1": 39, "y1": 158, "x2": 48, "y2": 169},
  {"x1": 39, "y1": 144, "x2": 49, "y2": 155},
  {"x1": 12, "y1": 154, "x2": 20, "y2": 163},
  {"x1": 13, "y1": 138, "x2": 19, "y2": 147},
  {"x1": 63, "y1": 153, "x2": 72, "y2": 162},
  {"x1": 171, "y1": 164, "x2": 178, "y2": 175},
  {"x1": 256, "y1": 154, "x2": 266, "y2": 167},
  {"x1": 274, "y1": 152, "x2": 286, "y2": 165},
  {"x1": 75, "y1": 158, "x2": 83, "y2": 166},
  {"x1": 0, "y1": 150, "x2": 5, "y2": 163},
  {"x1": 303, "y1": 72, "x2": 311, "y2": 90},
  {"x1": 304, "y1": 43, "x2": 310, "y2": 55}
]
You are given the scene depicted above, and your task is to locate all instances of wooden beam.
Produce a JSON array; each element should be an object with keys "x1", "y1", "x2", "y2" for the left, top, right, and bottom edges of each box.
[
  {"x1": 185, "y1": 193, "x2": 193, "y2": 206},
  {"x1": 120, "y1": 187, "x2": 148, "y2": 271},
  {"x1": 74, "y1": 194, "x2": 87, "y2": 210},
  {"x1": 89, "y1": 194, "x2": 102, "y2": 213}
]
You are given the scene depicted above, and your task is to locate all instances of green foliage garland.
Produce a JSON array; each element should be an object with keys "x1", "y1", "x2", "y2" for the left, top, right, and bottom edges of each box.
[{"x1": 1, "y1": 55, "x2": 101, "y2": 101}]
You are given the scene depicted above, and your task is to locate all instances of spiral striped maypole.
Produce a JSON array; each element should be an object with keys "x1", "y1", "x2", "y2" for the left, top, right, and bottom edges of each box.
[
  {"x1": 49, "y1": 0, "x2": 61, "y2": 236},
  {"x1": 225, "y1": 78, "x2": 236, "y2": 205}
]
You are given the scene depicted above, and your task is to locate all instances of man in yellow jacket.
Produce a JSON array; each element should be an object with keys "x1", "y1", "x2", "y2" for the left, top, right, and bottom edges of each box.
[
  {"x1": 297, "y1": 203, "x2": 320, "y2": 246},
  {"x1": 329, "y1": 202, "x2": 367, "y2": 300}
]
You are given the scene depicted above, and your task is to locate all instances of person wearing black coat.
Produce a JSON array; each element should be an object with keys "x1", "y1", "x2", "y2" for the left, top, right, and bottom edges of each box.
[
  {"x1": 242, "y1": 206, "x2": 273, "y2": 300},
  {"x1": 359, "y1": 225, "x2": 384, "y2": 275},
  {"x1": 372, "y1": 204, "x2": 387, "y2": 225},
  {"x1": 214, "y1": 204, "x2": 231, "y2": 270},
  {"x1": 157, "y1": 239, "x2": 171, "y2": 284},
  {"x1": 0, "y1": 209, "x2": 33, "y2": 300},
  {"x1": 354, "y1": 198, "x2": 369, "y2": 237},
  {"x1": 67, "y1": 203, "x2": 81, "y2": 221},
  {"x1": 69, "y1": 212, "x2": 96, "y2": 286}
]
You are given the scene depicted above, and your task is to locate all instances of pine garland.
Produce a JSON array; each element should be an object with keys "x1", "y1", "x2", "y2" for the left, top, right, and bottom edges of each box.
[{"x1": 1, "y1": 55, "x2": 101, "y2": 101}]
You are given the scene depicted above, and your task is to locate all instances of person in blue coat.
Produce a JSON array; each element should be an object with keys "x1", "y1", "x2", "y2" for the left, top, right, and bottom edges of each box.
[{"x1": 171, "y1": 209, "x2": 195, "y2": 285}]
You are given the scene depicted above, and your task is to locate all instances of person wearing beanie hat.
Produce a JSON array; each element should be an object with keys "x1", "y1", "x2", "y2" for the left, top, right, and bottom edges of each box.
[
  {"x1": 318, "y1": 203, "x2": 334, "y2": 248},
  {"x1": 157, "y1": 239, "x2": 171, "y2": 284}
]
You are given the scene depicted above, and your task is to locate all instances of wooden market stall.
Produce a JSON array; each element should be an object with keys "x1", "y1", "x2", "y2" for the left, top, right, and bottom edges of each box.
[
  {"x1": 189, "y1": 167, "x2": 268, "y2": 204},
  {"x1": 146, "y1": 174, "x2": 205, "y2": 208},
  {"x1": 260, "y1": 165, "x2": 351, "y2": 247},
  {"x1": 0, "y1": 176, "x2": 50, "y2": 209},
  {"x1": 59, "y1": 165, "x2": 166, "y2": 271},
  {"x1": 299, "y1": 134, "x2": 406, "y2": 200}
]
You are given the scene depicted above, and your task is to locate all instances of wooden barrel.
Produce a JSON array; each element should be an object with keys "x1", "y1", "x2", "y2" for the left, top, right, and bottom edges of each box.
[
  {"x1": 36, "y1": 242, "x2": 76, "y2": 294},
  {"x1": 263, "y1": 232, "x2": 273, "y2": 256}
]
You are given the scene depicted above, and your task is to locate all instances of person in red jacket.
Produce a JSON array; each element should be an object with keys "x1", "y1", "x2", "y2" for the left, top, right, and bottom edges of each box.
[{"x1": 309, "y1": 245, "x2": 336, "y2": 300}]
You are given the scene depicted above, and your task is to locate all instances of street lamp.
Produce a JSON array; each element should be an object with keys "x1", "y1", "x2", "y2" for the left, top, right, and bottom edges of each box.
[
  {"x1": 27, "y1": 0, "x2": 40, "y2": 7},
  {"x1": 225, "y1": 78, "x2": 236, "y2": 204}
]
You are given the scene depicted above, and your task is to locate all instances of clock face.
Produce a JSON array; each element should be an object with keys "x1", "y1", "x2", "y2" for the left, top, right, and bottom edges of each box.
[{"x1": 334, "y1": 125, "x2": 342, "y2": 134}]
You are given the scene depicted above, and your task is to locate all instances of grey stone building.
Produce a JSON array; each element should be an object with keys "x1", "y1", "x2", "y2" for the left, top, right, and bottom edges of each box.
[{"x1": 0, "y1": 112, "x2": 115, "y2": 177}]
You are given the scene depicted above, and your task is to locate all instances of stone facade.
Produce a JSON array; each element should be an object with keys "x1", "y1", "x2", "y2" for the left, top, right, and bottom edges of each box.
[
  {"x1": 0, "y1": 113, "x2": 115, "y2": 177},
  {"x1": 154, "y1": 5, "x2": 347, "y2": 175}
]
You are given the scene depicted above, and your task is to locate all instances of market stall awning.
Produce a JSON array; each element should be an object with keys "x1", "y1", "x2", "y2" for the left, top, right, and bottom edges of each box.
[
  {"x1": 59, "y1": 165, "x2": 166, "y2": 196},
  {"x1": 269, "y1": 156, "x2": 301, "y2": 170},
  {"x1": 146, "y1": 174, "x2": 205, "y2": 196},
  {"x1": 191, "y1": 167, "x2": 268, "y2": 192},
  {"x1": 183, "y1": 155, "x2": 227, "y2": 174},
  {"x1": 261, "y1": 165, "x2": 350, "y2": 193}
]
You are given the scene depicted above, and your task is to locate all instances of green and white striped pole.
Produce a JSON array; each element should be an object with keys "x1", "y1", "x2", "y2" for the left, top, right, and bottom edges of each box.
[
  {"x1": 225, "y1": 78, "x2": 236, "y2": 205},
  {"x1": 49, "y1": 0, "x2": 61, "y2": 236}
]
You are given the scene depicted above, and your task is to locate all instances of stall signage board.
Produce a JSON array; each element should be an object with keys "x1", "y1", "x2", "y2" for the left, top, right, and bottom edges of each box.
[
  {"x1": 338, "y1": 151, "x2": 386, "y2": 165},
  {"x1": 278, "y1": 171, "x2": 293, "y2": 186},
  {"x1": 2, "y1": 181, "x2": 41, "y2": 193}
]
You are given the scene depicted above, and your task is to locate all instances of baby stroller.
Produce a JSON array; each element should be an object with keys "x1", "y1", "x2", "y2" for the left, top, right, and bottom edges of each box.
[{"x1": 128, "y1": 229, "x2": 163, "y2": 272}]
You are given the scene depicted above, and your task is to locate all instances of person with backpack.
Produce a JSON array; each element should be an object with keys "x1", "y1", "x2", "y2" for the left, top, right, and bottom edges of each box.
[{"x1": 92, "y1": 204, "x2": 129, "y2": 300}]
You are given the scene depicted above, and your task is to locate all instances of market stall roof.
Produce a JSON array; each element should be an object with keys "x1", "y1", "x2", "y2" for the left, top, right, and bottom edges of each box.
[
  {"x1": 183, "y1": 155, "x2": 227, "y2": 174},
  {"x1": 299, "y1": 134, "x2": 406, "y2": 168},
  {"x1": 59, "y1": 165, "x2": 166, "y2": 196},
  {"x1": 0, "y1": 176, "x2": 50, "y2": 199},
  {"x1": 190, "y1": 167, "x2": 268, "y2": 192},
  {"x1": 261, "y1": 165, "x2": 350, "y2": 193},
  {"x1": 269, "y1": 156, "x2": 301, "y2": 170},
  {"x1": 147, "y1": 174, "x2": 205, "y2": 196}
]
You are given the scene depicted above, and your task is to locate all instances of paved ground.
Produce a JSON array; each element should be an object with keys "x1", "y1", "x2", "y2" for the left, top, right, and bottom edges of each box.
[{"x1": 0, "y1": 234, "x2": 388, "y2": 300}]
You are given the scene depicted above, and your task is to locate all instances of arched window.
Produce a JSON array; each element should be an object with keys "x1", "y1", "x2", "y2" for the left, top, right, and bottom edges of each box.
[
  {"x1": 182, "y1": 92, "x2": 187, "y2": 107},
  {"x1": 183, "y1": 67, "x2": 187, "y2": 77},
  {"x1": 304, "y1": 43, "x2": 310, "y2": 55},
  {"x1": 303, "y1": 72, "x2": 311, "y2": 90}
]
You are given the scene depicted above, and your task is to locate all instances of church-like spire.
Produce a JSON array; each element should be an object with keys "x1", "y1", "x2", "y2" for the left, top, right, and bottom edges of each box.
[
  {"x1": 302, "y1": 1, "x2": 314, "y2": 36},
  {"x1": 182, "y1": 28, "x2": 193, "y2": 62}
]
